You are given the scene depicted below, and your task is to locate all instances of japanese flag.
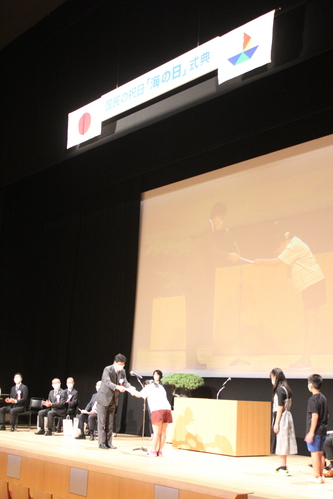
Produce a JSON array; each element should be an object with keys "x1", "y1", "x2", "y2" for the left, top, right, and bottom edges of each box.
[
  {"x1": 218, "y1": 10, "x2": 275, "y2": 85},
  {"x1": 67, "y1": 98, "x2": 102, "y2": 149}
]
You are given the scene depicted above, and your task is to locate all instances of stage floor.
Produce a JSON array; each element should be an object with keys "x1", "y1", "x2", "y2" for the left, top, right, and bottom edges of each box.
[{"x1": 0, "y1": 429, "x2": 332, "y2": 499}]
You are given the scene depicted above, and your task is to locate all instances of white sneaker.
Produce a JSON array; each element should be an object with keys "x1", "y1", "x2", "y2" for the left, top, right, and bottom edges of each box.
[{"x1": 306, "y1": 475, "x2": 324, "y2": 484}]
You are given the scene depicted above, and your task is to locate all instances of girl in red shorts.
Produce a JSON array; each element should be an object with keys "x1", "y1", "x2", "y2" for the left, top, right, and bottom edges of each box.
[{"x1": 134, "y1": 378, "x2": 172, "y2": 456}]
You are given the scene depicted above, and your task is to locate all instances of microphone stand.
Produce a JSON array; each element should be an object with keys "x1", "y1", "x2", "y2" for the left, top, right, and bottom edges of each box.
[
  {"x1": 229, "y1": 241, "x2": 250, "y2": 366},
  {"x1": 133, "y1": 376, "x2": 148, "y2": 452},
  {"x1": 216, "y1": 378, "x2": 231, "y2": 399}
]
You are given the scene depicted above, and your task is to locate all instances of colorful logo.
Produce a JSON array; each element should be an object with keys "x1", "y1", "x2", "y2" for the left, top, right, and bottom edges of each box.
[{"x1": 228, "y1": 33, "x2": 259, "y2": 66}]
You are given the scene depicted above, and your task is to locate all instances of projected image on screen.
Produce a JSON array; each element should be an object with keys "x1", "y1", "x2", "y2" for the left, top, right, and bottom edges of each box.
[{"x1": 131, "y1": 135, "x2": 333, "y2": 378}]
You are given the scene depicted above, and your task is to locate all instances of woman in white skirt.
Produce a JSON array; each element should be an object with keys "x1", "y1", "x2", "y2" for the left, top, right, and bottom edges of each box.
[{"x1": 270, "y1": 367, "x2": 297, "y2": 475}]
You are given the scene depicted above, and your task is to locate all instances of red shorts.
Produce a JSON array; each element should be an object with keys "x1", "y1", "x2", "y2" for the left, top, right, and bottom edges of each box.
[{"x1": 151, "y1": 409, "x2": 173, "y2": 424}]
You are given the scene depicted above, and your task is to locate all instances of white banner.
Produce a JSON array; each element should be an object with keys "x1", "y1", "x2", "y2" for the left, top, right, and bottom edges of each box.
[
  {"x1": 101, "y1": 37, "x2": 221, "y2": 123},
  {"x1": 217, "y1": 11, "x2": 275, "y2": 85},
  {"x1": 67, "y1": 11, "x2": 275, "y2": 149}
]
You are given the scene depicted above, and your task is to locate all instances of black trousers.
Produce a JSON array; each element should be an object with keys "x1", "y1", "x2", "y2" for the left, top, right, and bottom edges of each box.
[
  {"x1": 38, "y1": 408, "x2": 66, "y2": 431},
  {"x1": 78, "y1": 413, "x2": 97, "y2": 433},
  {"x1": 0, "y1": 405, "x2": 25, "y2": 426},
  {"x1": 97, "y1": 401, "x2": 116, "y2": 446}
]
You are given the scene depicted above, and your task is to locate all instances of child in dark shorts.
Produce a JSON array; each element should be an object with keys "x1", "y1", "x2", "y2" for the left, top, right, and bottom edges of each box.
[{"x1": 305, "y1": 374, "x2": 329, "y2": 484}]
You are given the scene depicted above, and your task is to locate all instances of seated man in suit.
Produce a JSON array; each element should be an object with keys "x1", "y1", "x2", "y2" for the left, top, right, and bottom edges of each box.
[
  {"x1": 0, "y1": 373, "x2": 28, "y2": 431},
  {"x1": 56, "y1": 377, "x2": 79, "y2": 432},
  {"x1": 76, "y1": 380, "x2": 101, "y2": 441},
  {"x1": 35, "y1": 378, "x2": 67, "y2": 436}
]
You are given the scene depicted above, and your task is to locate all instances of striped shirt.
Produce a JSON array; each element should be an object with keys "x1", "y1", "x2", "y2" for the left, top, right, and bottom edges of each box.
[{"x1": 278, "y1": 236, "x2": 324, "y2": 293}]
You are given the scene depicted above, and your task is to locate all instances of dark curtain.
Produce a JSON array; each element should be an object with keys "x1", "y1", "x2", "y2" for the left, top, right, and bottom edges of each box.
[{"x1": 0, "y1": 177, "x2": 141, "y2": 407}]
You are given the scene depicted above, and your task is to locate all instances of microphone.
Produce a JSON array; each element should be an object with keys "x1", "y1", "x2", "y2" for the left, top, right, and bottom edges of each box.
[{"x1": 130, "y1": 371, "x2": 143, "y2": 379}]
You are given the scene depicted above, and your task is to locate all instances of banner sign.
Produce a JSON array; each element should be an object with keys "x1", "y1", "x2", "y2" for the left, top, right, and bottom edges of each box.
[
  {"x1": 67, "y1": 11, "x2": 275, "y2": 149},
  {"x1": 101, "y1": 37, "x2": 221, "y2": 122}
]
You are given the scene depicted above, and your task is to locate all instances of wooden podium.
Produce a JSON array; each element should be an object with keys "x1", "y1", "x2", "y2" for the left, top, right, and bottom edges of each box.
[{"x1": 172, "y1": 397, "x2": 271, "y2": 457}]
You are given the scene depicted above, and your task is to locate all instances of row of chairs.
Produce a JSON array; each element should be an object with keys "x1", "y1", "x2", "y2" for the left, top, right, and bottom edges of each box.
[{"x1": 0, "y1": 480, "x2": 70, "y2": 499}]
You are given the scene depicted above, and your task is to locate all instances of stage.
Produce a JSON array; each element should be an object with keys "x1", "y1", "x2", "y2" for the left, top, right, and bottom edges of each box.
[{"x1": 0, "y1": 429, "x2": 332, "y2": 499}]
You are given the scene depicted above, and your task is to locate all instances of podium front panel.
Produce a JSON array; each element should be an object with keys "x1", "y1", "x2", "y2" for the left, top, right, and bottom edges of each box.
[{"x1": 172, "y1": 398, "x2": 270, "y2": 456}]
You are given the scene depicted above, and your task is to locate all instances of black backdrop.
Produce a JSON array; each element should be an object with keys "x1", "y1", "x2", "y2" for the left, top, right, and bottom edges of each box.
[{"x1": 1, "y1": 0, "x2": 333, "y2": 455}]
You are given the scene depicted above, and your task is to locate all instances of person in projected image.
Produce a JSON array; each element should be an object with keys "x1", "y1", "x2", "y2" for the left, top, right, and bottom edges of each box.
[
  {"x1": 183, "y1": 202, "x2": 239, "y2": 369},
  {"x1": 253, "y1": 231, "x2": 326, "y2": 369}
]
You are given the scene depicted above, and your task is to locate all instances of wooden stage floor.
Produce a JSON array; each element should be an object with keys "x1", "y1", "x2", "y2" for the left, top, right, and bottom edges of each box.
[{"x1": 1, "y1": 429, "x2": 333, "y2": 499}]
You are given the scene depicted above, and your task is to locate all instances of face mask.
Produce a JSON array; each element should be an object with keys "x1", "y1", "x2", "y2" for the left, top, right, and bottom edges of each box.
[
  {"x1": 114, "y1": 364, "x2": 124, "y2": 373},
  {"x1": 96, "y1": 385, "x2": 100, "y2": 391},
  {"x1": 53, "y1": 383, "x2": 61, "y2": 390},
  {"x1": 14, "y1": 377, "x2": 21, "y2": 384},
  {"x1": 153, "y1": 374, "x2": 160, "y2": 381},
  {"x1": 67, "y1": 383, "x2": 74, "y2": 389}
]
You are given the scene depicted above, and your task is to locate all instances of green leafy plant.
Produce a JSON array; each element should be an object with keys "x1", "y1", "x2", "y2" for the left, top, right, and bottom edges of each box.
[{"x1": 161, "y1": 373, "x2": 204, "y2": 397}]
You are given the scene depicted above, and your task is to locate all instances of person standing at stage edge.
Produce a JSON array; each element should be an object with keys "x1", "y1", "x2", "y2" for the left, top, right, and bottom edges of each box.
[
  {"x1": 96, "y1": 353, "x2": 135, "y2": 449},
  {"x1": 270, "y1": 368, "x2": 297, "y2": 475}
]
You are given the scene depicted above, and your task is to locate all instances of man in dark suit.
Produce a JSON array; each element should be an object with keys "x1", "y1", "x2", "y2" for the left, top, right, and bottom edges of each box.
[
  {"x1": 35, "y1": 378, "x2": 67, "y2": 436},
  {"x1": 0, "y1": 373, "x2": 28, "y2": 431},
  {"x1": 76, "y1": 380, "x2": 101, "y2": 441},
  {"x1": 64, "y1": 377, "x2": 79, "y2": 417},
  {"x1": 96, "y1": 353, "x2": 135, "y2": 449},
  {"x1": 56, "y1": 376, "x2": 79, "y2": 432}
]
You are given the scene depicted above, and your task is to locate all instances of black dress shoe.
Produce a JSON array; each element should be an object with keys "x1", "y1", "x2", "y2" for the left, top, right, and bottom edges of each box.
[
  {"x1": 99, "y1": 443, "x2": 109, "y2": 449},
  {"x1": 89, "y1": 433, "x2": 94, "y2": 441},
  {"x1": 45, "y1": 430, "x2": 52, "y2": 436},
  {"x1": 0, "y1": 426, "x2": 6, "y2": 431},
  {"x1": 35, "y1": 429, "x2": 44, "y2": 435},
  {"x1": 75, "y1": 434, "x2": 86, "y2": 440},
  {"x1": 10, "y1": 426, "x2": 15, "y2": 432},
  {"x1": 108, "y1": 444, "x2": 117, "y2": 449}
]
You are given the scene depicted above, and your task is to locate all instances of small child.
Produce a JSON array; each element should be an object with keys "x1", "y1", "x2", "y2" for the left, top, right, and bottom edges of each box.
[{"x1": 305, "y1": 374, "x2": 329, "y2": 484}]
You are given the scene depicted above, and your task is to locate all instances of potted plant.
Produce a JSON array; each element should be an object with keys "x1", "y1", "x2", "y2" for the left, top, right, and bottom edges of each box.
[{"x1": 161, "y1": 373, "x2": 204, "y2": 397}]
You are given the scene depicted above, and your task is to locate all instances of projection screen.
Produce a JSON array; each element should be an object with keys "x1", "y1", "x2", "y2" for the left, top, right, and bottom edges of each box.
[{"x1": 131, "y1": 135, "x2": 333, "y2": 378}]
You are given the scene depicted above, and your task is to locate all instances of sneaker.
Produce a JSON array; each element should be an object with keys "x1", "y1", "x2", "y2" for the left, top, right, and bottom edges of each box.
[
  {"x1": 306, "y1": 475, "x2": 324, "y2": 484},
  {"x1": 157, "y1": 451, "x2": 163, "y2": 457},
  {"x1": 274, "y1": 468, "x2": 290, "y2": 476},
  {"x1": 146, "y1": 451, "x2": 158, "y2": 457},
  {"x1": 35, "y1": 429, "x2": 44, "y2": 435},
  {"x1": 324, "y1": 469, "x2": 333, "y2": 478}
]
